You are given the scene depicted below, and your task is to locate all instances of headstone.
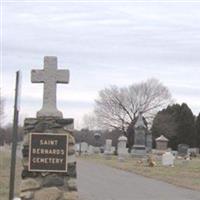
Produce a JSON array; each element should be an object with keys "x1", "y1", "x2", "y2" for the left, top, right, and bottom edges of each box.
[
  {"x1": 155, "y1": 135, "x2": 169, "y2": 151},
  {"x1": 0, "y1": 145, "x2": 5, "y2": 151},
  {"x1": 104, "y1": 139, "x2": 112, "y2": 159},
  {"x1": 88, "y1": 145, "x2": 95, "y2": 155},
  {"x1": 93, "y1": 147, "x2": 101, "y2": 154},
  {"x1": 117, "y1": 135, "x2": 128, "y2": 161},
  {"x1": 80, "y1": 142, "x2": 88, "y2": 154},
  {"x1": 131, "y1": 113, "x2": 147, "y2": 157},
  {"x1": 162, "y1": 151, "x2": 175, "y2": 166},
  {"x1": 188, "y1": 148, "x2": 199, "y2": 157},
  {"x1": 75, "y1": 144, "x2": 80, "y2": 152},
  {"x1": 104, "y1": 139, "x2": 112, "y2": 153},
  {"x1": 110, "y1": 146, "x2": 116, "y2": 154},
  {"x1": 118, "y1": 136, "x2": 127, "y2": 149},
  {"x1": 178, "y1": 144, "x2": 189, "y2": 156},
  {"x1": 20, "y1": 57, "x2": 78, "y2": 200},
  {"x1": 94, "y1": 132, "x2": 101, "y2": 146},
  {"x1": 93, "y1": 132, "x2": 101, "y2": 154}
]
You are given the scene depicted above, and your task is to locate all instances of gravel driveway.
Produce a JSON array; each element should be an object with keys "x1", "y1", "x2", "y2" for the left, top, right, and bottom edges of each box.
[{"x1": 77, "y1": 159, "x2": 200, "y2": 200}]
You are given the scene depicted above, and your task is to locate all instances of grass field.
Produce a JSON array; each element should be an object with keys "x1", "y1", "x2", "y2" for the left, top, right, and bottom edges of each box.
[
  {"x1": 0, "y1": 149, "x2": 22, "y2": 200},
  {"x1": 1, "y1": 149, "x2": 200, "y2": 200},
  {"x1": 81, "y1": 154, "x2": 200, "y2": 191}
]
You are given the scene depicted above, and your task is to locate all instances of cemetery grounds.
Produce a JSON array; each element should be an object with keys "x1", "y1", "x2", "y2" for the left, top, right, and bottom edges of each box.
[
  {"x1": 80, "y1": 154, "x2": 200, "y2": 191},
  {"x1": 0, "y1": 149, "x2": 200, "y2": 200},
  {"x1": 0, "y1": 147, "x2": 22, "y2": 200}
]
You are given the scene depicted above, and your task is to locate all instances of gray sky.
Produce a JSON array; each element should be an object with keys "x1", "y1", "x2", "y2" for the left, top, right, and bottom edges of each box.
[{"x1": 1, "y1": 0, "x2": 200, "y2": 128}]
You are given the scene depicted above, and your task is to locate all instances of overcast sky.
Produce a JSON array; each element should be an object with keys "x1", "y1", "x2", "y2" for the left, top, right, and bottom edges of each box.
[{"x1": 1, "y1": 0, "x2": 200, "y2": 128}]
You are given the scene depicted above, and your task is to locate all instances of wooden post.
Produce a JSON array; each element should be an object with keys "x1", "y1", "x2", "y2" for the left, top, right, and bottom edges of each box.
[{"x1": 9, "y1": 71, "x2": 21, "y2": 200}]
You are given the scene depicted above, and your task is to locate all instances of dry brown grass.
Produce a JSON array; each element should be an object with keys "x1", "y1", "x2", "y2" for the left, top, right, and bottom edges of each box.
[
  {"x1": 1, "y1": 148, "x2": 200, "y2": 200},
  {"x1": 81, "y1": 154, "x2": 200, "y2": 191},
  {"x1": 0, "y1": 148, "x2": 22, "y2": 200}
]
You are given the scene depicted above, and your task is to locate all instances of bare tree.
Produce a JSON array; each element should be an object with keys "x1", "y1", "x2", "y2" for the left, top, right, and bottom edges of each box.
[
  {"x1": 94, "y1": 78, "x2": 172, "y2": 133},
  {"x1": 82, "y1": 113, "x2": 98, "y2": 130},
  {"x1": 0, "y1": 89, "x2": 4, "y2": 128}
]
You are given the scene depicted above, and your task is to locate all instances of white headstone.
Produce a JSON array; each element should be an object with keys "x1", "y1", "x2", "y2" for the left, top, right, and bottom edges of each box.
[
  {"x1": 117, "y1": 136, "x2": 128, "y2": 161},
  {"x1": 188, "y1": 148, "x2": 199, "y2": 155},
  {"x1": 118, "y1": 136, "x2": 127, "y2": 149},
  {"x1": 104, "y1": 139, "x2": 113, "y2": 159},
  {"x1": 0, "y1": 146, "x2": 5, "y2": 151},
  {"x1": 75, "y1": 144, "x2": 80, "y2": 152},
  {"x1": 111, "y1": 146, "x2": 115, "y2": 154},
  {"x1": 162, "y1": 152, "x2": 175, "y2": 166},
  {"x1": 93, "y1": 147, "x2": 101, "y2": 154},
  {"x1": 104, "y1": 139, "x2": 112, "y2": 153},
  {"x1": 88, "y1": 145, "x2": 95, "y2": 155},
  {"x1": 81, "y1": 142, "x2": 88, "y2": 153},
  {"x1": 31, "y1": 56, "x2": 69, "y2": 118}
]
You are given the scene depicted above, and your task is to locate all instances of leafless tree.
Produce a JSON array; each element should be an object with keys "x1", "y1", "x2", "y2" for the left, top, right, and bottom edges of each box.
[
  {"x1": 82, "y1": 113, "x2": 98, "y2": 130},
  {"x1": 0, "y1": 89, "x2": 4, "y2": 128},
  {"x1": 94, "y1": 78, "x2": 172, "y2": 133}
]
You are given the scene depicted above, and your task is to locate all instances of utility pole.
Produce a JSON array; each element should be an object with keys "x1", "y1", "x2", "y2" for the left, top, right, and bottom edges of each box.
[{"x1": 9, "y1": 71, "x2": 21, "y2": 200}]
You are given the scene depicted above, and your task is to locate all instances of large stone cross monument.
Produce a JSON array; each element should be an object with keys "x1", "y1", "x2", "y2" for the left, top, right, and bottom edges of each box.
[
  {"x1": 31, "y1": 56, "x2": 69, "y2": 118},
  {"x1": 20, "y1": 57, "x2": 78, "y2": 200}
]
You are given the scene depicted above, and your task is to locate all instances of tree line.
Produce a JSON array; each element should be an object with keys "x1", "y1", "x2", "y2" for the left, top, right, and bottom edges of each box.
[
  {"x1": 0, "y1": 124, "x2": 23, "y2": 146},
  {"x1": 1, "y1": 79, "x2": 200, "y2": 150},
  {"x1": 151, "y1": 103, "x2": 200, "y2": 149},
  {"x1": 84, "y1": 78, "x2": 200, "y2": 150}
]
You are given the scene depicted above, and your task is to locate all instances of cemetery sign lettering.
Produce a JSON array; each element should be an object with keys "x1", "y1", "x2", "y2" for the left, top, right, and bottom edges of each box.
[{"x1": 29, "y1": 133, "x2": 68, "y2": 172}]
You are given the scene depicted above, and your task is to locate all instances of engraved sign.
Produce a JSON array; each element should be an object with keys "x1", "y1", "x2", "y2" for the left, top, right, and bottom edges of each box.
[{"x1": 29, "y1": 133, "x2": 68, "y2": 172}]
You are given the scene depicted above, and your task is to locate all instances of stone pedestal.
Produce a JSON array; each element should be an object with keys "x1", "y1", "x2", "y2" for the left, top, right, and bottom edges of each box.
[
  {"x1": 131, "y1": 145, "x2": 146, "y2": 158},
  {"x1": 20, "y1": 118, "x2": 78, "y2": 200}
]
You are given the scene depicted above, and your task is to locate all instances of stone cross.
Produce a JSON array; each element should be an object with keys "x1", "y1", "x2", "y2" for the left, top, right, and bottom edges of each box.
[{"x1": 31, "y1": 56, "x2": 69, "y2": 118}]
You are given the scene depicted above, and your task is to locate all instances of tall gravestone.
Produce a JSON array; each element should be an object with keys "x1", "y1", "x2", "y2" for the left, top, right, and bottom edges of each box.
[
  {"x1": 131, "y1": 113, "x2": 147, "y2": 157},
  {"x1": 104, "y1": 139, "x2": 112, "y2": 159},
  {"x1": 20, "y1": 57, "x2": 78, "y2": 200},
  {"x1": 93, "y1": 132, "x2": 101, "y2": 153}
]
